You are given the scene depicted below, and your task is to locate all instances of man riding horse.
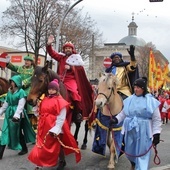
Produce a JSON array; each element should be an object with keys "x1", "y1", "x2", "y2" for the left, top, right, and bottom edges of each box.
[
  {"x1": 105, "y1": 45, "x2": 139, "y2": 100},
  {"x1": 46, "y1": 35, "x2": 94, "y2": 127},
  {"x1": 92, "y1": 45, "x2": 139, "y2": 168},
  {"x1": 46, "y1": 35, "x2": 94, "y2": 169}
]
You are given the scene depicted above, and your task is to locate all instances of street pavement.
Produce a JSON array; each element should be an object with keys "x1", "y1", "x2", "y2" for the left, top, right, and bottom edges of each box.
[{"x1": 0, "y1": 117, "x2": 170, "y2": 170}]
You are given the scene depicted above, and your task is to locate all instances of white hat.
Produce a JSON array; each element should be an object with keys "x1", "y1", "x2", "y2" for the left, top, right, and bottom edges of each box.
[{"x1": 66, "y1": 54, "x2": 84, "y2": 66}]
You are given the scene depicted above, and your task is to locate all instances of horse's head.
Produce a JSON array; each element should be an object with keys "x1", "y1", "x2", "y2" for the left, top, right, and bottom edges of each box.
[
  {"x1": 0, "y1": 77, "x2": 10, "y2": 95},
  {"x1": 27, "y1": 62, "x2": 66, "y2": 106},
  {"x1": 0, "y1": 77, "x2": 10, "y2": 106},
  {"x1": 95, "y1": 73, "x2": 118, "y2": 108},
  {"x1": 27, "y1": 63, "x2": 49, "y2": 106}
]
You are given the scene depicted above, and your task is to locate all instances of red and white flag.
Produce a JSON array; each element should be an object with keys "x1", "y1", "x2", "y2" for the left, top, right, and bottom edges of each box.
[{"x1": 0, "y1": 52, "x2": 8, "y2": 68}]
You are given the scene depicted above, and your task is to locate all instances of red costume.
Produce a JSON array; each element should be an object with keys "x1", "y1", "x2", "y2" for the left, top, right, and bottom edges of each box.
[
  {"x1": 28, "y1": 95, "x2": 81, "y2": 167},
  {"x1": 158, "y1": 95, "x2": 166, "y2": 120},
  {"x1": 46, "y1": 45, "x2": 94, "y2": 124}
]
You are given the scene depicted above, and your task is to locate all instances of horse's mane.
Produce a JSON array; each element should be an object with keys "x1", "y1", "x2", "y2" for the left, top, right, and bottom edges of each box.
[
  {"x1": 34, "y1": 66, "x2": 60, "y2": 81},
  {"x1": 0, "y1": 77, "x2": 9, "y2": 95},
  {"x1": 100, "y1": 73, "x2": 118, "y2": 87},
  {"x1": 0, "y1": 77, "x2": 9, "y2": 84},
  {"x1": 32, "y1": 65, "x2": 66, "y2": 100}
]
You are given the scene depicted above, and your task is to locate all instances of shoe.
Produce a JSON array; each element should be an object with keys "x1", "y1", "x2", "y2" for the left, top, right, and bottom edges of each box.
[
  {"x1": 18, "y1": 150, "x2": 28, "y2": 155},
  {"x1": 34, "y1": 167, "x2": 43, "y2": 170},
  {"x1": 0, "y1": 145, "x2": 6, "y2": 159},
  {"x1": 56, "y1": 160, "x2": 66, "y2": 170}
]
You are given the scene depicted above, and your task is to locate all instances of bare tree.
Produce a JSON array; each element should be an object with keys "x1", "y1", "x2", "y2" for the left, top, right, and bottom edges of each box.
[
  {"x1": 137, "y1": 42, "x2": 156, "y2": 77},
  {"x1": 58, "y1": 8, "x2": 103, "y2": 61},
  {"x1": 0, "y1": 0, "x2": 103, "y2": 65},
  {"x1": 0, "y1": 0, "x2": 69, "y2": 64}
]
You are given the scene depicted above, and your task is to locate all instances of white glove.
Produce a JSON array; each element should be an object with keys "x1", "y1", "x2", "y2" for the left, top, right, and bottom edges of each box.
[
  {"x1": 32, "y1": 105, "x2": 38, "y2": 116},
  {"x1": 6, "y1": 56, "x2": 11, "y2": 63}
]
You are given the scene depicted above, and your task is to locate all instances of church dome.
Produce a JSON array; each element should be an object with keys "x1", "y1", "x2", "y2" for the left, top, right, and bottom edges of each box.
[
  {"x1": 119, "y1": 35, "x2": 146, "y2": 46},
  {"x1": 118, "y1": 15, "x2": 146, "y2": 47}
]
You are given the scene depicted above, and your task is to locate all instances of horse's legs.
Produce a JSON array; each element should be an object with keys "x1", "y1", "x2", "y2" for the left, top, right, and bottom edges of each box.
[
  {"x1": 74, "y1": 122, "x2": 81, "y2": 143},
  {"x1": 57, "y1": 147, "x2": 66, "y2": 170},
  {"x1": 130, "y1": 165, "x2": 135, "y2": 170},
  {"x1": 130, "y1": 161, "x2": 135, "y2": 170},
  {"x1": 81, "y1": 120, "x2": 89, "y2": 150},
  {"x1": 107, "y1": 133, "x2": 116, "y2": 169}
]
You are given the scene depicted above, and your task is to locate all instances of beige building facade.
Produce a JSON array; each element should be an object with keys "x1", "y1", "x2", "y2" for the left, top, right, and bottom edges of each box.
[
  {"x1": 89, "y1": 43, "x2": 135, "y2": 80},
  {"x1": 0, "y1": 46, "x2": 45, "y2": 79},
  {"x1": 89, "y1": 15, "x2": 167, "y2": 81}
]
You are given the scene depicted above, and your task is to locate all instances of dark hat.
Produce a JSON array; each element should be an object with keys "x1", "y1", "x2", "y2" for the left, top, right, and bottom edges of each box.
[
  {"x1": 48, "y1": 79, "x2": 59, "y2": 90},
  {"x1": 110, "y1": 52, "x2": 122, "y2": 59},
  {"x1": 133, "y1": 77, "x2": 147, "y2": 90}
]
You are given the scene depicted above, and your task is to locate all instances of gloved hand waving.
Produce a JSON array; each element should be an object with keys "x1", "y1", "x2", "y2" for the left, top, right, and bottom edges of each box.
[
  {"x1": 127, "y1": 45, "x2": 136, "y2": 61},
  {"x1": 153, "y1": 133, "x2": 160, "y2": 146}
]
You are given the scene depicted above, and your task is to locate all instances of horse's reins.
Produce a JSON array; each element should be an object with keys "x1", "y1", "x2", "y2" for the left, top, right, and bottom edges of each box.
[
  {"x1": 97, "y1": 87, "x2": 114, "y2": 103},
  {"x1": 61, "y1": 70, "x2": 67, "y2": 82},
  {"x1": 112, "y1": 131, "x2": 163, "y2": 165},
  {"x1": 37, "y1": 72, "x2": 50, "y2": 101},
  {"x1": 100, "y1": 89, "x2": 163, "y2": 165},
  {"x1": 109, "y1": 111, "x2": 163, "y2": 165},
  {"x1": 0, "y1": 93, "x2": 7, "y2": 98}
]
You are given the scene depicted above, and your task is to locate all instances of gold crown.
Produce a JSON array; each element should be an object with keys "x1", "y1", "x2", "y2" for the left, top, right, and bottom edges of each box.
[
  {"x1": 63, "y1": 41, "x2": 74, "y2": 49},
  {"x1": 64, "y1": 41, "x2": 73, "y2": 45}
]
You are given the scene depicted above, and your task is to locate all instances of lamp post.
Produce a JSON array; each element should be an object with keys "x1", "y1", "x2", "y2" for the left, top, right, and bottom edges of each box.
[{"x1": 54, "y1": 0, "x2": 83, "y2": 71}]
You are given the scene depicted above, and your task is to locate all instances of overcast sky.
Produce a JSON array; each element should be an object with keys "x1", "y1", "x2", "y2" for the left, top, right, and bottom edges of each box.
[
  {"x1": 79, "y1": 0, "x2": 170, "y2": 60},
  {"x1": 0, "y1": 0, "x2": 170, "y2": 60}
]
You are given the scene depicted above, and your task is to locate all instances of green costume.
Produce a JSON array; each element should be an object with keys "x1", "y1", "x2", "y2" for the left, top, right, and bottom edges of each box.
[
  {"x1": 0, "y1": 75, "x2": 35, "y2": 150},
  {"x1": 7, "y1": 60, "x2": 34, "y2": 115}
]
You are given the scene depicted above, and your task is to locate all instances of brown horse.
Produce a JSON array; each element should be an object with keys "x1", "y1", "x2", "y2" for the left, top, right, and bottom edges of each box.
[
  {"x1": 93, "y1": 73, "x2": 123, "y2": 169},
  {"x1": 0, "y1": 77, "x2": 10, "y2": 106},
  {"x1": 27, "y1": 62, "x2": 91, "y2": 149},
  {"x1": 27, "y1": 64, "x2": 66, "y2": 105}
]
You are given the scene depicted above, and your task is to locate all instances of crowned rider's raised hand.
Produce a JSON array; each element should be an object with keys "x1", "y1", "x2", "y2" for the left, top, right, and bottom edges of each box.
[{"x1": 47, "y1": 35, "x2": 55, "y2": 45}]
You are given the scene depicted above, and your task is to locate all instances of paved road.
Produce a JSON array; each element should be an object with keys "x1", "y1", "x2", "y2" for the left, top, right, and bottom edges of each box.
[{"x1": 0, "y1": 117, "x2": 170, "y2": 170}]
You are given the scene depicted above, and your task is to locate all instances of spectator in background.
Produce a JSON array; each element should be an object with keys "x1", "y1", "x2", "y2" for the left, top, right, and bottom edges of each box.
[{"x1": 161, "y1": 93, "x2": 170, "y2": 124}]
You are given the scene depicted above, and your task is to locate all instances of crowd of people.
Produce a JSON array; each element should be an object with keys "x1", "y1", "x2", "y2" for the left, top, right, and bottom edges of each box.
[
  {"x1": 0, "y1": 36, "x2": 93, "y2": 170},
  {"x1": 156, "y1": 90, "x2": 170, "y2": 124},
  {"x1": 0, "y1": 39, "x2": 165, "y2": 170}
]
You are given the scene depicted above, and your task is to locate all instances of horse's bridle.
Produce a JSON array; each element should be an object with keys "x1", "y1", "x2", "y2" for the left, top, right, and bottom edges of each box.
[
  {"x1": 97, "y1": 87, "x2": 114, "y2": 103},
  {"x1": 35, "y1": 72, "x2": 49, "y2": 101}
]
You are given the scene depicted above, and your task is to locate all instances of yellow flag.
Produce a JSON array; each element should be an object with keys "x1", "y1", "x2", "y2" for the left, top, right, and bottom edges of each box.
[
  {"x1": 148, "y1": 50, "x2": 156, "y2": 90},
  {"x1": 154, "y1": 62, "x2": 163, "y2": 90},
  {"x1": 162, "y1": 63, "x2": 170, "y2": 83}
]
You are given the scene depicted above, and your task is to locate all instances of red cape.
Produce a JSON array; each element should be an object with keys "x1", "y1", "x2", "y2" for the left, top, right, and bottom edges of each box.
[{"x1": 73, "y1": 66, "x2": 94, "y2": 120}]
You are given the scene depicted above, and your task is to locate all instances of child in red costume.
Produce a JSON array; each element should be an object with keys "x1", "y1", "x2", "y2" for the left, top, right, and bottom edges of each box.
[{"x1": 28, "y1": 79, "x2": 81, "y2": 170}]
